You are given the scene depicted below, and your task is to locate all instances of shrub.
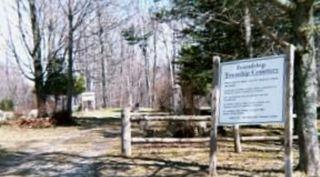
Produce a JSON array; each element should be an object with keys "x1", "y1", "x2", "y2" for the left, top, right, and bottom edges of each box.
[{"x1": 0, "y1": 99, "x2": 14, "y2": 111}]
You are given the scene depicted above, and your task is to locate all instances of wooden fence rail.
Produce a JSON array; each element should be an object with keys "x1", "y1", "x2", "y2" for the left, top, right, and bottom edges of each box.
[
  {"x1": 121, "y1": 109, "x2": 213, "y2": 156},
  {"x1": 131, "y1": 135, "x2": 319, "y2": 144},
  {"x1": 130, "y1": 115, "x2": 211, "y2": 121},
  {"x1": 130, "y1": 112, "x2": 171, "y2": 116},
  {"x1": 121, "y1": 108, "x2": 302, "y2": 157}
]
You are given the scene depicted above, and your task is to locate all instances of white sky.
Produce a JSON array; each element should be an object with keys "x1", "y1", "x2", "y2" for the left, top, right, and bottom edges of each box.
[
  {"x1": 0, "y1": 0, "x2": 18, "y2": 66},
  {"x1": 0, "y1": 1, "x2": 8, "y2": 64},
  {"x1": 0, "y1": 0, "x2": 171, "y2": 71}
]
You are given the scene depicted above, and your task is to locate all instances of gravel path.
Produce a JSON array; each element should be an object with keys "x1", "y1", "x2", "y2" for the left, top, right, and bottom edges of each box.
[{"x1": 0, "y1": 118, "x2": 121, "y2": 177}]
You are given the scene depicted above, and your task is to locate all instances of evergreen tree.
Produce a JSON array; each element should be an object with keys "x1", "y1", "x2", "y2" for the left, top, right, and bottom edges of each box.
[
  {"x1": 157, "y1": 0, "x2": 280, "y2": 112},
  {"x1": 44, "y1": 57, "x2": 85, "y2": 111}
]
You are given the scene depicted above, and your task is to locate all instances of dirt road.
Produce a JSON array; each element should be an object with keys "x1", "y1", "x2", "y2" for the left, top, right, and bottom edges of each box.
[{"x1": 0, "y1": 115, "x2": 306, "y2": 177}]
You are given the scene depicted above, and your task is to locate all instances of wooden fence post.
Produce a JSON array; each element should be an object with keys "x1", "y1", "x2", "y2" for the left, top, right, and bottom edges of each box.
[
  {"x1": 121, "y1": 107, "x2": 131, "y2": 156},
  {"x1": 209, "y1": 56, "x2": 220, "y2": 176},
  {"x1": 233, "y1": 125, "x2": 242, "y2": 153},
  {"x1": 284, "y1": 45, "x2": 295, "y2": 177}
]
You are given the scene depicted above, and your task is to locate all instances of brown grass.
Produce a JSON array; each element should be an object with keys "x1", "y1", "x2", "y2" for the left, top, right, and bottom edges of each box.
[{"x1": 0, "y1": 110, "x2": 317, "y2": 177}]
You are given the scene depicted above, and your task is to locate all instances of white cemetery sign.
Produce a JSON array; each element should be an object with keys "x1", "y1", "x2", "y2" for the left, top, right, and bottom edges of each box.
[
  {"x1": 210, "y1": 46, "x2": 295, "y2": 177},
  {"x1": 219, "y1": 55, "x2": 286, "y2": 125}
]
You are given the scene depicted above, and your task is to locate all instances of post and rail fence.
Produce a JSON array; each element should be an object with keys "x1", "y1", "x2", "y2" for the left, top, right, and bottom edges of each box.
[{"x1": 120, "y1": 108, "x2": 298, "y2": 157}]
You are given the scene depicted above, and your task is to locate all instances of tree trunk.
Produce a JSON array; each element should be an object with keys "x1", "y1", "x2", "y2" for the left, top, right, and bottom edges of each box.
[
  {"x1": 29, "y1": 0, "x2": 46, "y2": 118},
  {"x1": 120, "y1": 40, "x2": 124, "y2": 107},
  {"x1": 152, "y1": 21, "x2": 158, "y2": 108},
  {"x1": 171, "y1": 23, "x2": 183, "y2": 114},
  {"x1": 244, "y1": 2, "x2": 253, "y2": 58},
  {"x1": 127, "y1": 47, "x2": 133, "y2": 107},
  {"x1": 66, "y1": 3, "x2": 74, "y2": 118},
  {"x1": 162, "y1": 35, "x2": 175, "y2": 110},
  {"x1": 35, "y1": 86, "x2": 47, "y2": 117},
  {"x1": 99, "y1": 34, "x2": 107, "y2": 109},
  {"x1": 292, "y1": 2, "x2": 320, "y2": 175},
  {"x1": 143, "y1": 47, "x2": 151, "y2": 107},
  {"x1": 84, "y1": 39, "x2": 91, "y2": 92},
  {"x1": 53, "y1": 95, "x2": 59, "y2": 113},
  {"x1": 97, "y1": 9, "x2": 107, "y2": 108},
  {"x1": 182, "y1": 86, "x2": 195, "y2": 115}
]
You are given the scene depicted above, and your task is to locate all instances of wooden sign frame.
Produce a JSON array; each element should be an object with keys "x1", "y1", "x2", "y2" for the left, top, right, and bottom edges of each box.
[
  {"x1": 209, "y1": 45, "x2": 295, "y2": 177},
  {"x1": 218, "y1": 55, "x2": 286, "y2": 125}
]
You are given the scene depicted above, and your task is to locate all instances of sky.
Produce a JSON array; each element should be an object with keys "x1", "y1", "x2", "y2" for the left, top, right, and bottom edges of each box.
[
  {"x1": 0, "y1": 0, "x2": 173, "y2": 81},
  {"x1": 0, "y1": 0, "x2": 18, "y2": 66},
  {"x1": 0, "y1": 0, "x2": 171, "y2": 63},
  {"x1": 0, "y1": 0, "x2": 35, "y2": 82},
  {"x1": 0, "y1": 0, "x2": 174, "y2": 97},
  {"x1": 140, "y1": 0, "x2": 170, "y2": 11},
  {"x1": 0, "y1": 0, "x2": 9, "y2": 64}
]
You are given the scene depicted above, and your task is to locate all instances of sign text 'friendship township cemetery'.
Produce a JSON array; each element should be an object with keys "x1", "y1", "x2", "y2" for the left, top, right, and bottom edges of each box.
[{"x1": 219, "y1": 56, "x2": 286, "y2": 125}]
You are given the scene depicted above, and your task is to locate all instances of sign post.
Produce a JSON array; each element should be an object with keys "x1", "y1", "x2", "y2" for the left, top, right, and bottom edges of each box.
[
  {"x1": 233, "y1": 124, "x2": 242, "y2": 153},
  {"x1": 209, "y1": 56, "x2": 220, "y2": 177},
  {"x1": 284, "y1": 45, "x2": 295, "y2": 177}
]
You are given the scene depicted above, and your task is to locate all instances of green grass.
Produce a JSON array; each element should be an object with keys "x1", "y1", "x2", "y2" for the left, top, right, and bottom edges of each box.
[
  {"x1": 74, "y1": 108, "x2": 121, "y2": 118},
  {"x1": 74, "y1": 107, "x2": 159, "y2": 119}
]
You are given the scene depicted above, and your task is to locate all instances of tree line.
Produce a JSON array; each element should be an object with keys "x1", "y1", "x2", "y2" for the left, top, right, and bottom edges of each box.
[{"x1": 4, "y1": 0, "x2": 178, "y2": 117}]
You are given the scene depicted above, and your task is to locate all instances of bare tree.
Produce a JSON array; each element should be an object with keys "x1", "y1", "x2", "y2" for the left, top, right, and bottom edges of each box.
[
  {"x1": 7, "y1": 0, "x2": 64, "y2": 117},
  {"x1": 58, "y1": 0, "x2": 93, "y2": 116},
  {"x1": 96, "y1": 4, "x2": 108, "y2": 108}
]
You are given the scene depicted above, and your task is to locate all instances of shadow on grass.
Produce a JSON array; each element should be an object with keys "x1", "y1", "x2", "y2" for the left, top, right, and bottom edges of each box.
[
  {"x1": 0, "y1": 148, "x2": 284, "y2": 177},
  {"x1": 75, "y1": 117, "x2": 121, "y2": 130}
]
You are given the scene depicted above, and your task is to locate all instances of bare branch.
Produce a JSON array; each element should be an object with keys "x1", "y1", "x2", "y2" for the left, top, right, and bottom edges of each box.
[
  {"x1": 58, "y1": 0, "x2": 68, "y2": 15},
  {"x1": 16, "y1": 0, "x2": 33, "y2": 56},
  {"x1": 7, "y1": 33, "x2": 35, "y2": 81},
  {"x1": 201, "y1": 11, "x2": 240, "y2": 27},
  {"x1": 72, "y1": 1, "x2": 93, "y2": 31},
  {"x1": 247, "y1": 0, "x2": 290, "y2": 48},
  {"x1": 6, "y1": 6, "x2": 35, "y2": 81}
]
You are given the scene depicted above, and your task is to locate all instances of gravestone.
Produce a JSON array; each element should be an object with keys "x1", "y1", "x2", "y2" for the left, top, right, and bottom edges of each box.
[
  {"x1": 0, "y1": 110, "x2": 14, "y2": 121},
  {"x1": 4, "y1": 112, "x2": 14, "y2": 119},
  {"x1": 28, "y1": 109, "x2": 38, "y2": 119}
]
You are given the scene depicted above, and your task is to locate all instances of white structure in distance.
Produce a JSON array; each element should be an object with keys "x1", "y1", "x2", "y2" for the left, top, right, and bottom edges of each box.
[{"x1": 80, "y1": 92, "x2": 96, "y2": 111}]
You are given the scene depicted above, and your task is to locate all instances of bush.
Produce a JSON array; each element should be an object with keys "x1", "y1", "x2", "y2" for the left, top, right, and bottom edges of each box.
[
  {"x1": 0, "y1": 99, "x2": 14, "y2": 111},
  {"x1": 16, "y1": 118, "x2": 55, "y2": 128},
  {"x1": 167, "y1": 121, "x2": 196, "y2": 138},
  {"x1": 51, "y1": 111, "x2": 78, "y2": 126}
]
